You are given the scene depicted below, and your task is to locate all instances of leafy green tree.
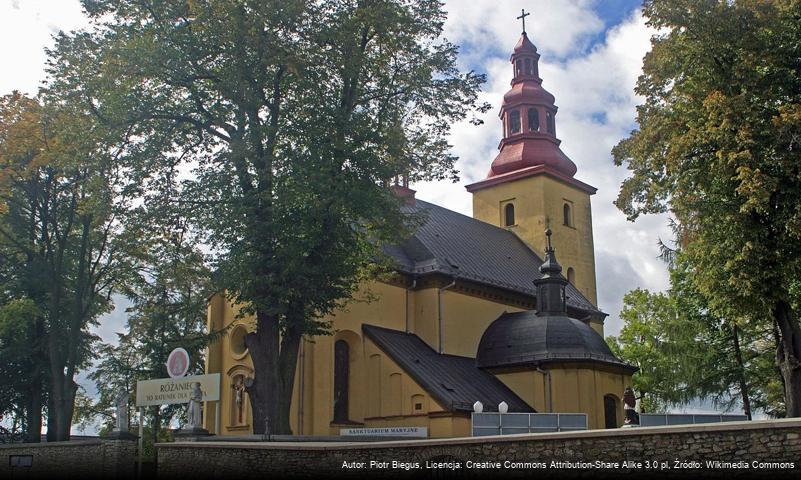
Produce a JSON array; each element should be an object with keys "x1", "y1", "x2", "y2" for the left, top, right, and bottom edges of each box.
[
  {"x1": 609, "y1": 259, "x2": 784, "y2": 418},
  {"x1": 54, "y1": 0, "x2": 488, "y2": 433},
  {"x1": 0, "y1": 92, "x2": 134, "y2": 440},
  {"x1": 0, "y1": 298, "x2": 44, "y2": 442},
  {"x1": 613, "y1": 0, "x2": 801, "y2": 415},
  {"x1": 90, "y1": 173, "x2": 212, "y2": 456}
]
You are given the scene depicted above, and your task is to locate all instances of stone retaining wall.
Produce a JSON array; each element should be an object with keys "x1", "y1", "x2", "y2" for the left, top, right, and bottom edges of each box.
[
  {"x1": 157, "y1": 418, "x2": 801, "y2": 479},
  {"x1": 0, "y1": 438, "x2": 137, "y2": 479}
]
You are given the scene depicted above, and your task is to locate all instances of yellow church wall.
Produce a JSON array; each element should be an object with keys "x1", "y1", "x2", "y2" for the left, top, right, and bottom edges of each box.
[
  {"x1": 203, "y1": 295, "x2": 225, "y2": 433},
  {"x1": 440, "y1": 291, "x2": 524, "y2": 358},
  {"x1": 494, "y1": 370, "x2": 549, "y2": 413},
  {"x1": 545, "y1": 365, "x2": 630, "y2": 430},
  {"x1": 411, "y1": 287, "x2": 439, "y2": 351},
  {"x1": 358, "y1": 337, "x2": 466, "y2": 438},
  {"x1": 204, "y1": 276, "x2": 625, "y2": 437},
  {"x1": 471, "y1": 174, "x2": 599, "y2": 310}
]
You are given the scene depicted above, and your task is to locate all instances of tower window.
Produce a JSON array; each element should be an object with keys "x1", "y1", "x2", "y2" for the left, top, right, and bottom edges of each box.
[
  {"x1": 563, "y1": 203, "x2": 572, "y2": 227},
  {"x1": 567, "y1": 267, "x2": 575, "y2": 285},
  {"x1": 528, "y1": 108, "x2": 539, "y2": 132},
  {"x1": 515, "y1": 59, "x2": 523, "y2": 77},
  {"x1": 524, "y1": 58, "x2": 532, "y2": 75},
  {"x1": 333, "y1": 340, "x2": 350, "y2": 423},
  {"x1": 546, "y1": 111, "x2": 555, "y2": 135},
  {"x1": 504, "y1": 203, "x2": 515, "y2": 226},
  {"x1": 509, "y1": 110, "x2": 521, "y2": 134}
]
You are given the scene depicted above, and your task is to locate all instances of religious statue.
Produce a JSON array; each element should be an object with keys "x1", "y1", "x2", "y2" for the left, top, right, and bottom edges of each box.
[
  {"x1": 623, "y1": 387, "x2": 639, "y2": 426},
  {"x1": 187, "y1": 382, "x2": 204, "y2": 428},
  {"x1": 232, "y1": 376, "x2": 246, "y2": 424},
  {"x1": 115, "y1": 391, "x2": 129, "y2": 432}
]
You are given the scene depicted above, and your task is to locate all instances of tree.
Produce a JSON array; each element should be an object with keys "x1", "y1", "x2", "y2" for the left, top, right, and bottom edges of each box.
[
  {"x1": 90, "y1": 169, "x2": 212, "y2": 455},
  {"x1": 609, "y1": 259, "x2": 785, "y2": 418},
  {"x1": 0, "y1": 92, "x2": 134, "y2": 440},
  {"x1": 613, "y1": 0, "x2": 801, "y2": 416},
  {"x1": 0, "y1": 298, "x2": 44, "y2": 442},
  {"x1": 53, "y1": 0, "x2": 488, "y2": 434}
]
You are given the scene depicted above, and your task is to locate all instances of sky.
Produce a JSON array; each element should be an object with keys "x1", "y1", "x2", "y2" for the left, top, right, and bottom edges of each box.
[{"x1": 0, "y1": 0, "x2": 711, "y2": 424}]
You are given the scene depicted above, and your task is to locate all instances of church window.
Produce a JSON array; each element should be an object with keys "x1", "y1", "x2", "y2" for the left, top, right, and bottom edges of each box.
[
  {"x1": 515, "y1": 59, "x2": 523, "y2": 77},
  {"x1": 567, "y1": 267, "x2": 575, "y2": 285},
  {"x1": 509, "y1": 110, "x2": 521, "y2": 134},
  {"x1": 229, "y1": 325, "x2": 249, "y2": 359},
  {"x1": 504, "y1": 203, "x2": 515, "y2": 226},
  {"x1": 524, "y1": 58, "x2": 532, "y2": 75},
  {"x1": 333, "y1": 340, "x2": 350, "y2": 423},
  {"x1": 563, "y1": 203, "x2": 572, "y2": 227},
  {"x1": 546, "y1": 110, "x2": 555, "y2": 135},
  {"x1": 528, "y1": 108, "x2": 539, "y2": 132},
  {"x1": 604, "y1": 395, "x2": 619, "y2": 429},
  {"x1": 387, "y1": 373, "x2": 402, "y2": 416},
  {"x1": 411, "y1": 394, "x2": 426, "y2": 413}
]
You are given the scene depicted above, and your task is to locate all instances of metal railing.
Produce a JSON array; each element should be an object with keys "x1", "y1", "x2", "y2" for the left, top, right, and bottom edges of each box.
[
  {"x1": 638, "y1": 414, "x2": 748, "y2": 427},
  {"x1": 471, "y1": 412, "x2": 588, "y2": 437}
]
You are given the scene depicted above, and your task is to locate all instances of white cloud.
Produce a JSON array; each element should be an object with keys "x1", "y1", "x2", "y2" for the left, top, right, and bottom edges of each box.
[
  {"x1": 443, "y1": 0, "x2": 604, "y2": 61},
  {"x1": 0, "y1": 0, "x2": 87, "y2": 96}
]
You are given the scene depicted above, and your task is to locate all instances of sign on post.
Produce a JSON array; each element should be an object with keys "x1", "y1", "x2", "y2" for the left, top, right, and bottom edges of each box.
[
  {"x1": 166, "y1": 347, "x2": 190, "y2": 378},
  {"x1": 135, "y1": 373, "x2": 220, "y2": 407}
]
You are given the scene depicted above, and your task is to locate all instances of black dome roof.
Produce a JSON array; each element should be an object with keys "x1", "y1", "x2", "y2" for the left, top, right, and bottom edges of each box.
[{"x1": 476, "y1": 311, "x2": 637, "y2": 372}]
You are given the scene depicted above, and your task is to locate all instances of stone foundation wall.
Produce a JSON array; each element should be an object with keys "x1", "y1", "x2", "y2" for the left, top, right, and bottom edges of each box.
[
  {"x1": 0, "y1": 438, "x2": 137, "y2": 479},
  {"x1": 157, "y1": 419, "x2": 801, "y2": 479}
]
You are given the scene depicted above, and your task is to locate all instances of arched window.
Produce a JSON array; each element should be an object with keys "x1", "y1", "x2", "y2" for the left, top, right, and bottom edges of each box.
[
  {"x1": 604, "y1": 395, "x2": 619, "y2": 429},
  {"x1": 333, "y1": 340, "x2": 350, "y2": 423},
  {"x1": 509, "y1": 110, "x2": 521, "y2": 134},
  {"x1": 563, "y1": 203, "x2": 572, "y2": 227},
  {"x1": 515, "y1": 59, "x2": 523, "y2": 77},
  {"x1": 567, "y1": 267, "x2": 575, "y2": 285},
  {"x1": 504, "y1": 203, "x2": 515, "y2": 226},
  {"x1": 546, "y1": 110, "x2": 555, "y2": 135},
  {"x1": 524, "y1": 58, "x2": 532, "y2": 75},
  {"x1": 528, "y1": 108, "x2": 539, "y2": 132}
]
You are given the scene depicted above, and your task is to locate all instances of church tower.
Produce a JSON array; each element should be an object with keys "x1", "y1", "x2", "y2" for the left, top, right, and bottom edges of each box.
[{"x1": 466, "y1": 26, "x2": 598, "y2": 307}]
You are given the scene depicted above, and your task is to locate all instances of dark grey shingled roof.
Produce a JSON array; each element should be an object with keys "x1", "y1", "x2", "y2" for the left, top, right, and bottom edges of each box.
[
  {"x1": 362, "y1": 324, "x2": 534, "y2": 413},
  {"x1": 383, "y1": 200, "x2": 600, "y2": 314},
  {"x1": 476, "y1": 311, "x2": 637, "y2": 373}
]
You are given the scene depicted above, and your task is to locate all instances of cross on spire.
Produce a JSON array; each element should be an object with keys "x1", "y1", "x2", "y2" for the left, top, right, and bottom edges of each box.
[{"x1": 517, "y1": 8, "x2": 531, "y2": 34}]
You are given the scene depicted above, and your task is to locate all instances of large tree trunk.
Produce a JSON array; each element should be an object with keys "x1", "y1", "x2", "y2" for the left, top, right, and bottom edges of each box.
[
  {"x1": 24, "y1": 373, "x2": 43, "y2": 443},
  {"x1": 245, "y1": 310, "x2": 279, "y2": 435},
  {"x1": 244, "y1": 310, "x2": 302, "y2": 435},
  {"x1": 731, "y1": 323, "x2": 752, "y2": 420},
  {"x1": 46, "y1": 396, "x2": 57, "y2": 442},
  {"x1": 774, "y1": 300, "x2": 801, "y2": 417}
]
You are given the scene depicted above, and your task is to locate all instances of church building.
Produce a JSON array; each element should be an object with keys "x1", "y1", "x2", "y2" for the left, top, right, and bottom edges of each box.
[{"x1": 203, "y1": 28, "x2": 636, "y2": 438}]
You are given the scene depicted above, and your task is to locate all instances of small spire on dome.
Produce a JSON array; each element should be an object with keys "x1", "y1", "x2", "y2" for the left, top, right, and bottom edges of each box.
[
  {"x1": 539, "y1": 228, "x2": 562, "y2": 277},
  {"x1": 545, "y1": 227, "x2": 553, "y2": 252},
  {"x1": 535, "y1": 228, "x2": 567, "y2": 315}
]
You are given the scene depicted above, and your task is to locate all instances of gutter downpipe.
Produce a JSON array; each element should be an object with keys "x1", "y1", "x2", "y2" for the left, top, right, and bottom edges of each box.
[
  {"x1": 536, "y1": 367, "x2": 552, "y2": 412},
  {"x1": 438, "y1": 277, "x2": 457, "y2": 354},
  {"x1": 406, "y1": 277, "x2": 418, "y2": 333}
]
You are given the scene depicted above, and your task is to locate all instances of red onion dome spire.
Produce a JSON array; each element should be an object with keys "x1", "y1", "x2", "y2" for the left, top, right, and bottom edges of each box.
[{"x1": 487, "y1": 24, "x2": 577, "y2": 179}]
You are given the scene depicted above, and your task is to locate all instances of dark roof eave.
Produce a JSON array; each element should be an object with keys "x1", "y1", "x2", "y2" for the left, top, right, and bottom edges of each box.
[
  {"x1": 391, "y1": 267, "x2": 606, "y2": 317},
  {"x1": 479, "y1": 357, "x2": 639, "y2": 375}
]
